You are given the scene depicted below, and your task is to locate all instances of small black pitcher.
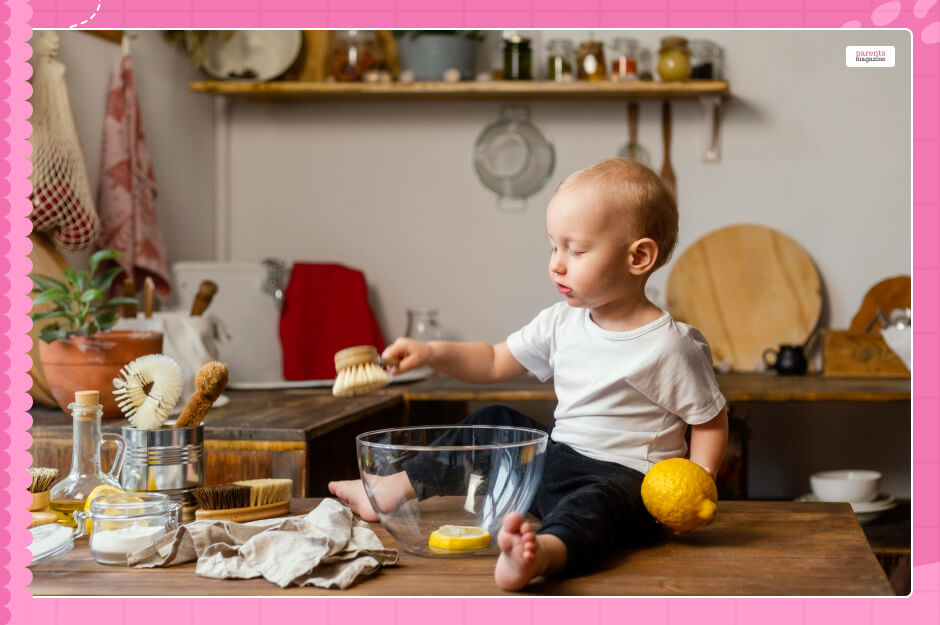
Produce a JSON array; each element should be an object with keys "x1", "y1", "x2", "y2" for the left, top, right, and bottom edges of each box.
[{"x1": 762, "y1": 344, "x2": 808, "y2": 376}]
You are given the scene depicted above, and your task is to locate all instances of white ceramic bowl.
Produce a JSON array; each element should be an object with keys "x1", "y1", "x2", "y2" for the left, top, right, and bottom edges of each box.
[{"x1": 810, "y1": 470, "x2": 882, "y2": 503}]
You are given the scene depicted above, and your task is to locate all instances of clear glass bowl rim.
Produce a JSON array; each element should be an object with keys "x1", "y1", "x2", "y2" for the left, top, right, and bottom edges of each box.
[{"x1": 356, "y1": 424, "x2": 549, "y2": 452}]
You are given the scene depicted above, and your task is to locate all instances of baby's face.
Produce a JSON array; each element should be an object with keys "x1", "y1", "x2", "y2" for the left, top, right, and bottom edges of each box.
[{"x1": 546, "y1": 187, "x2": 635, "y2": 311}]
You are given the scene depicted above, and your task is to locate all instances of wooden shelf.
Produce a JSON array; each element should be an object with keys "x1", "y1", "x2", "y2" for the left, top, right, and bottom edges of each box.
[{"x1": 188, "y1": 79, "x2": 730, "y2": 101}]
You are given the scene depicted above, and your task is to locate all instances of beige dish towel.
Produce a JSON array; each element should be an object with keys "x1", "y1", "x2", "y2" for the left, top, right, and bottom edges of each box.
[{"x1": 127, "y1": 498, "x2": 398, "y2": 589}]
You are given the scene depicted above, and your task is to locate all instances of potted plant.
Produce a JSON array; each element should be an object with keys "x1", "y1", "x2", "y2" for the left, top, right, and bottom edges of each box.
[
  {"x1": 30, "y1": 249, "x2": 163, "y2": 418},
  {"x1": 394, "y1": 31, "x2": 486, "y2": 81}
]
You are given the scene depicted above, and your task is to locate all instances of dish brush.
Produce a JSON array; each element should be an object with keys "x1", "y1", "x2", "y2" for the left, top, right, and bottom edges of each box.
[
  {"x1": 113, "y1": 354, "x2": 185, "y2": 430},
  {"x1": 332, "y1": 345, "x2": 399, "y2": 397},
  {"x1": 193, "y1": 478, "x2": 293, "y2": 522},
  {"x1": 174, "y1": 361, "x2": 229, "y2": 428},
  {"x1": 28, "y1": 467, "x2": 58, "y2": 511}
]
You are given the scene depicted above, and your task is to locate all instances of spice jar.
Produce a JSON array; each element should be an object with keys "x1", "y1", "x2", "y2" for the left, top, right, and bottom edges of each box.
[
  {"x1": 546, "y1": 38, "x2": 575, "y2": 82},
  {"x1": 74, "y1": 492, "x2": 180, "y2": 565},
  {"x1": 610, "y1": 37, "x2": 639, "y2": 81},
  {"x1": 330, "y1": 30, "x2": 378, "y2": 82},
  {"x1": 576, "y1": 40, "x2": 607, "y2": 81},
  {"x1": 503, "y1": 35, "x2": 533, "y2": 80},
  {"x1": 657, "y1": 36, "x2": 692, "y2": 82},
  {"x1": 689, "y1": 39, "x2": 723, "y2": 79}
]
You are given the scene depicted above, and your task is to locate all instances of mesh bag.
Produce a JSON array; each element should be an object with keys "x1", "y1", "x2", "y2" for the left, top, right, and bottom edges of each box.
[{"x1": 28, "y1": 31, "x2": 100, "y2": 250}]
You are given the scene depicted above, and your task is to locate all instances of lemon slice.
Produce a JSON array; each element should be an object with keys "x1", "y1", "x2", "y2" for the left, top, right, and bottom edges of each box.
[
  {"x1": 428, "y1": 525, "x2": 491, "y2": 552},
  {"x1": 83, "y1": 485, "x2": 127, "y2": 533}
]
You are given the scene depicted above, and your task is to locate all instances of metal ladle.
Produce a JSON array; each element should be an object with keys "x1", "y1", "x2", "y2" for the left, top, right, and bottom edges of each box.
[{"x1": 617, "y1": 102, "x2": 651, "y2": 165}]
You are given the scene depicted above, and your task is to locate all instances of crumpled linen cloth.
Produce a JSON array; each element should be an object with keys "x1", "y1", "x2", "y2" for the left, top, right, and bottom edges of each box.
[{"x1": 127, "y1": 498, "x2": 399, "y2": 589}]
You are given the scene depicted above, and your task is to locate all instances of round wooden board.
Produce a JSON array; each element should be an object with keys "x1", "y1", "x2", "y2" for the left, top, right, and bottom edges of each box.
[
  {"x1": 28, "y1": 232, "x2": 69, "y2": 407},
  {"x1": 666, "y1": 224, "x2": 822, "y2": 372}
]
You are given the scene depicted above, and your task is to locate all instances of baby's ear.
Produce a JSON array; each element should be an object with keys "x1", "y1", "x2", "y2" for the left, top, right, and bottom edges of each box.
[{"x1": 628, "y1": 238, "x2": 659, "y2": 275}]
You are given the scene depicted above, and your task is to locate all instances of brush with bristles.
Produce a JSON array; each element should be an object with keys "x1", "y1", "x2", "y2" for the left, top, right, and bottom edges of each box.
[
  {"x1": 332, "y1": 345, "x2": 399, "y2": 397},
  {"x1": 113, "y1": 354, "x2": 185, "y2": 430},
  {"x1": 193, "y1": 478, "x2": 293, "y2": 522},
  {"x1": 28, "y1": 468, "x2": 58, "y2": 511}
]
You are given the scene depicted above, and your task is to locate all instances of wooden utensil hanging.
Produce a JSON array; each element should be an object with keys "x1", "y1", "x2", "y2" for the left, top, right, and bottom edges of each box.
[{"x1": 660, "y1": 101, "x2": 677, "y2": 198}]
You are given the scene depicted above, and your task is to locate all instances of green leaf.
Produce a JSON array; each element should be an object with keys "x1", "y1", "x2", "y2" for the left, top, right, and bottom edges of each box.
[
  {"x1": 62, "y1": 267, "x2": 81, "y2": 287},
  {"x1": 89, "y1": 249, "x2": 121, "y2": 274},
  {"x1": 29, "y1": 310, "x2": 67, "y2": 323},
  {"x1": 79, "y1": 288, "x2": 104, "y2": 303},
  {"x1": 32, "y1": 288, "x2": 70, "y2": 306},
  {"x1": 38, "y1": 326, "x2": 68, "y2": 344},
  {"x1": 101, "y1": 296, "x2": 139, "y2": 308},
  {"x1": 29, "y1": 273, "x2": 69, "y2": 293},
  {"x1": 91, "y1": 266, "x2": 125, "y2": 292},
  {"x1": 95, "y1": 310, "x2": 119, "y2": 332}
]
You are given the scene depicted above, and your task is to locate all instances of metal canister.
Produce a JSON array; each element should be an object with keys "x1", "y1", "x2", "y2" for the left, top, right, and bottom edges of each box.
[{"x1": 120, "y1": 424, "x2": 204, "y2": 521}]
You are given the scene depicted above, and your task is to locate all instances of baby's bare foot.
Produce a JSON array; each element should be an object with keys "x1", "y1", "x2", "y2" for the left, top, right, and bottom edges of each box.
[
  {"x1": 494, "y1": 512, "x2": 540, "y2": 591},
  {"x1": 328, "y1": 479, "x2": 379, "y2": 521}
]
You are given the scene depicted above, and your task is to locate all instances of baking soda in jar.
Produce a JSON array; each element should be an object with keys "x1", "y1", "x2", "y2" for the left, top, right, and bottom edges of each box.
[{"x1": 90, "y1": 525, "x2": 166, "y2": 565}]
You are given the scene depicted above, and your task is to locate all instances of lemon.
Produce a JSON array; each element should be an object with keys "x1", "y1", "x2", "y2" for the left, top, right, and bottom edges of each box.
[
  {"x1": 82, "y1": 484, "x2": 126, "y2": 534},
  {"x1": 428, "y1": 525, "x2": 491, "y2": 552},
  {"x1": 641, "y1": 458, "x2": 718, "y2": 535}
]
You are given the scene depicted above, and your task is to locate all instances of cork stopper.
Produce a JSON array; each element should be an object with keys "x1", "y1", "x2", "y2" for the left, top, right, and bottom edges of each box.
[{"x1": 74, "y1": 390, "x2": 99, "y2": 406}]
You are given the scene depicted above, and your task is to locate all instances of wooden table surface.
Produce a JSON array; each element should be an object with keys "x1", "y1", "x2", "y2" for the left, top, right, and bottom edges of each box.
[
  {"x1": 391, "y1": 372, "x2": 911, "y2": 403},
  {"x1": 29, "y1": 499, "x2": 893, "y2": 596}
]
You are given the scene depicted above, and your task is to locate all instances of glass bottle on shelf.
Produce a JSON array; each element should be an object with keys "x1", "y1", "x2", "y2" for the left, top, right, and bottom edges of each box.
[
  {"x1": 48, "y1": 390, "x2": 126, "y2": 527},
  {"x1": 657, "y1": 36, "x2": 692, "y2": 82},
  {"x1": 546, "y1": 38, "x2": 575, "y2": 82},
  {"x1": 503, "y1": 35, "x2": 533, "y2": 80},
  {"x1": 330, "y1": 30, "x2": 378, "y2": 82},
  {"x1": 576, "y1": 39, "x2": 607, "y2": 81},
  {"x1": 610, "y1": 37, "x2": 640, "y2": 81},
  {"x1": 689, "y1": 39, "x2": 723, "y2": 79}
]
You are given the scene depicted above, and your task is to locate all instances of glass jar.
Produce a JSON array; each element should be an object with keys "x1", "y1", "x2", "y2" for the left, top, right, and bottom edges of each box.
[
  {"x1": 503, "y1": 35, "x2": 533, "y2": 80},
  {"x1": 74, "y1": 492, "x2": 180, "y2": 565},
  {"x1": 330, "y1": 30, "x2": 378, "y2": 82},
  {"x1": 657, "y1": 36, "x2": 692, "y2": 82},
  {"x1": 610, "y1": 37, "x2": 639, "y2": 81},
  {"x1": 405, "y1": 309, "x2": 442, "y2": 379},
  {"x1": 48, "y1": 391, "x2": 126, "y2": 527},
  {"x1": 637, "y1": 47, "x2": 654, "y2": 80},
  {"x1": 546, "y1": 38, "x2": 575, "y2": 82},
  {"x1": 689, "y1": 39, "x2": 723, "y2": 79},
  {"x1": 576, "y1": 40, "x2": 607, "y2": 81}
]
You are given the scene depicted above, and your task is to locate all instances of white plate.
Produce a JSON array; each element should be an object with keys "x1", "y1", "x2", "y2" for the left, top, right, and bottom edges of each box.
[
  {"x1": 796, "y1": 493, "x2": 898, "y2": 513},
  {"x1": 202, "y1": 31, "x2": 302, "y2": 82},
  {"x1": 227, "y1": 367, "x2": 432, "y2": 391},
  {"x1": 29, "y1": 523, "x2": 73, "y2": 567}
]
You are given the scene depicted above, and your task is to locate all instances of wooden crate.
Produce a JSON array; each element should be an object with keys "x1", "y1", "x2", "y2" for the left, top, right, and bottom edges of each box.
[{"x1": 823, "y1": 330, "x2": 910, "y2": 378}]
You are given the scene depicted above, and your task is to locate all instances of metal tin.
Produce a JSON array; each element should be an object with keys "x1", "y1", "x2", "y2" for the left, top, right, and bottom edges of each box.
[{"x1": 120, "y1": 424, "x2": 204, "y2": 515}]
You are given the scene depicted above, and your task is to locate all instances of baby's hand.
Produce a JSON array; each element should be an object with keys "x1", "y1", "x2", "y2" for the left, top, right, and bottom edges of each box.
[{"x1": 382, "y1": 337, "x2": 433, "y2": 373}]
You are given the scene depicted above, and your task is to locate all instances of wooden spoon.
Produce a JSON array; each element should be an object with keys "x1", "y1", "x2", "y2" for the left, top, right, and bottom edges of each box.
[{"x1": 660, "y1": 101, "x2": 677, "y2": 196}]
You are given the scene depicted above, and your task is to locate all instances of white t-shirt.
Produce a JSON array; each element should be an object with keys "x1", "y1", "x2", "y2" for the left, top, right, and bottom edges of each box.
[{"x1": 506, "y1": 302, "x2": 726, "y2": 474}]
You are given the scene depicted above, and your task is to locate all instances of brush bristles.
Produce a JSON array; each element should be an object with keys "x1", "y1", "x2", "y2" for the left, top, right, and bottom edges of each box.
[
  {"x1": 332, "y1": 362, "x2": 391, "y2": 397},
  {"x1": 233, "y1": 478, "x2": 293, "y2": 507},
  {"x1": 192, "y1": 483, "x2": 251, "y2": 510},
  {"x1": 28, "y1": 468, "x2": 58, "y2": 493}
]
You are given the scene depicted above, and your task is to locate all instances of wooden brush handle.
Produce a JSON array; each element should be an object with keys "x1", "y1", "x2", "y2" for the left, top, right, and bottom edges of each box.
[
  {"x1": 144, "y1": 276, "x2": 155, "y2": 318},
  {"x1": 190, "y1": 280, "x2": 218, "y2": 316},
  {"x1": 29, "y1": 511, "x2": 57, "y2": 529},
  {"x1": 194, "y1": 499, "x2": 291, "y2": 523},
  {"x1": 28, "y1": 490, "x2": 49, "y2": 512},
  {"x1": 121, "y1": 278, "x2": 137, "y2": 318}
]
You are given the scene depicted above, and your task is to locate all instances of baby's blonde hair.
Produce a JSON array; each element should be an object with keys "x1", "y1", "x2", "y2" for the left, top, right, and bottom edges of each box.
[{"x1": 556, "y1": 158, "x2": 678, "y2": 271}]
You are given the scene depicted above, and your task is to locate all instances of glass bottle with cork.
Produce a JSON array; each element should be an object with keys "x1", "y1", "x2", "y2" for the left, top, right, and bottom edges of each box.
[
  {"x1": 503, "y1": 35, "x2": 533, "y2": 80},
  {"x1": 610, "y1": 37, "x2": 639, "y2": 81},
  {"x1": 576, "y1": 38, "x2": 607, "y2": 81},
  {"x1": 546, "y1": 38, "x2": 575, "y2": 82},
  {"x1": 657, "y1": 36, "x2": 692, "y2": 82},
  {"x1": 48, "y1": 390, "x2": 126, "y2": 527}
]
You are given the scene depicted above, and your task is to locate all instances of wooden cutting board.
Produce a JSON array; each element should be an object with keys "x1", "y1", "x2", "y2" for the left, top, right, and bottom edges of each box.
[
  {"x1": 28, "y1": 232, "x2": 69, "y2": 407},
  {"x1": 848, "y1": 275, "x2": 910, "y2": 333},
  {"x1": 666, "y1": 224, "x2": 822, "y2": 372}
]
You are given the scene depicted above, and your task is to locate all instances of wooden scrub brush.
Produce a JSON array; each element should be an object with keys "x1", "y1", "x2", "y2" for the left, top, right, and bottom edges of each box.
[
  {"x1": 28, "y1": 468, "x2": 59, "y2": 528},
  {"x1": 113, "y1": 354, "x2": 185, "y2": 430},
  {"x1": 332, "y1": 345, "x2": 399, "y2": 397},
  {"x1": 193, "y1": 478, "x2": 293, "y2": 522},
  {"x1": 174, "y1": 361, "x2": 229, "y2": 428}
]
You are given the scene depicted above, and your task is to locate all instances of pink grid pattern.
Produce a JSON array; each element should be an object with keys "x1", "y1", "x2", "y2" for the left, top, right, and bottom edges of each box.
[{"x1": 3, "y1": 0, "x2": 939, "y2": 622}]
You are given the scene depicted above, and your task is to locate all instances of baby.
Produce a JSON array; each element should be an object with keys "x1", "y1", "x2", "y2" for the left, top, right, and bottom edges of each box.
[{"x1": 330, "y1": 158, "x2": 729, "y2": 590}]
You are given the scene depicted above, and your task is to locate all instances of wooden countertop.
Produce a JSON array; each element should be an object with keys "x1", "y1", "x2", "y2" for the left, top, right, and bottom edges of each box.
[
  {"x1": 29, "y1": 499, "x2": 892, "y2": 596},
  {"x1": 389, "y1": 372, "x2": 912, "y2": 403}
]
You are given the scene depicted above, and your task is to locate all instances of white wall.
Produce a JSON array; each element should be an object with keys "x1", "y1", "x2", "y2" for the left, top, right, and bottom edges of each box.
[{"x1": 50, "y1": 29, "x2": 912, "y2": 499}]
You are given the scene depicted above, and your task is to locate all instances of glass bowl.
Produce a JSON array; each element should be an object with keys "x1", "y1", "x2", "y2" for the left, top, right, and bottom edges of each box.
[{"x1": 357, "y1": 425, "x2": 549, "y2": 557}]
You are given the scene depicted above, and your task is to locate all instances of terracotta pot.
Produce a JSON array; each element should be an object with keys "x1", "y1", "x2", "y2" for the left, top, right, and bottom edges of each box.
[{"x1": 38, "y1": 330, "x2": 164, "y2": 418}]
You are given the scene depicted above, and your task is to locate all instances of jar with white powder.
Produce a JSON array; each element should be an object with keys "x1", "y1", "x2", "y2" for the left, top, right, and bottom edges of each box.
[{"x1": 74, "y1": 492, "x2": 180, "y2": 565}]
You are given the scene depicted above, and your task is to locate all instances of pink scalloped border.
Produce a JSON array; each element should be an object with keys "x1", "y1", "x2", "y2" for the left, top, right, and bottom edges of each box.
[{"x1": 4, "y1": 0, "x2": 939, "y2": 623}]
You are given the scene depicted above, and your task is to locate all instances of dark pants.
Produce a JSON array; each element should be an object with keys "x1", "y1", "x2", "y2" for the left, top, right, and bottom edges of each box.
[{"x1": 406, "y1": 405, "x2": 658, "y2": 575}]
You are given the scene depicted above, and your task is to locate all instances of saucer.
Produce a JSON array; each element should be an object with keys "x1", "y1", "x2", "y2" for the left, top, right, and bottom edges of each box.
[{"x1": 797, "y1": 492, "x2": 896, "y2": 513}]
